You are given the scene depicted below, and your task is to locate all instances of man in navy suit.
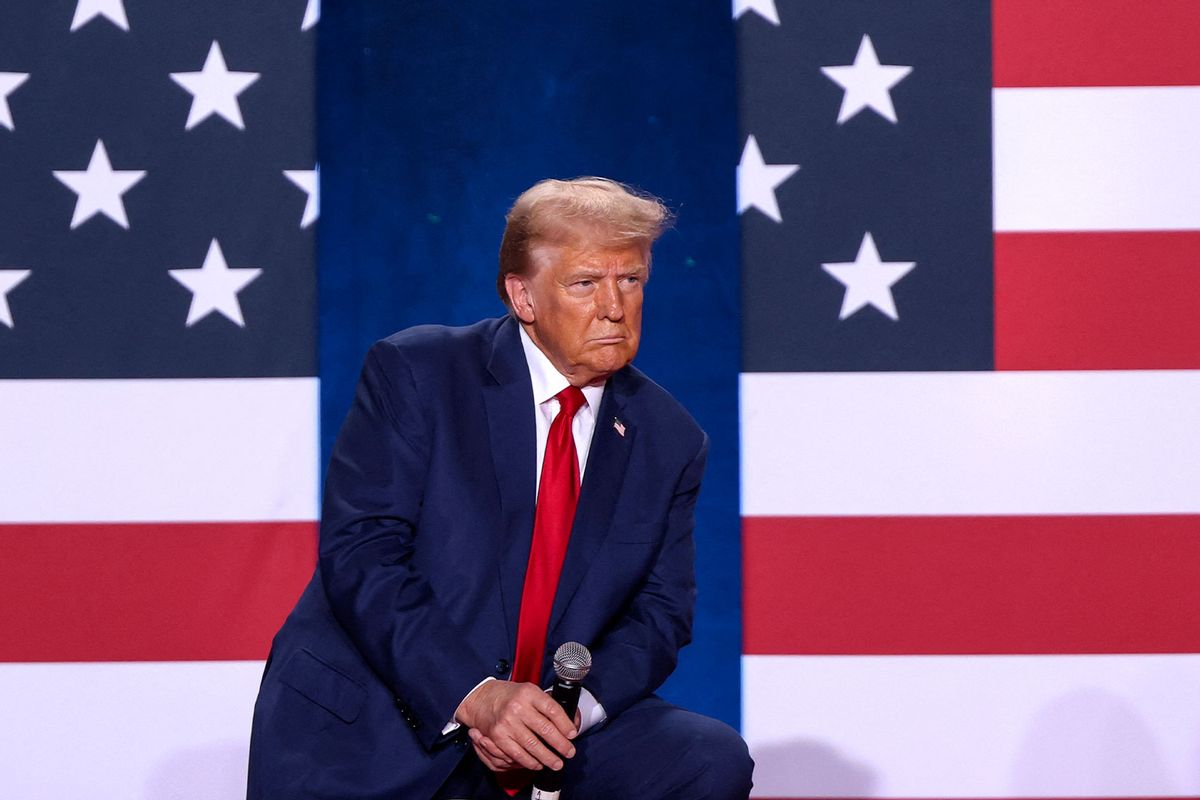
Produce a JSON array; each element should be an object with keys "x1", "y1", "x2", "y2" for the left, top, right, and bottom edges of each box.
[{"x1": 248, "y1": 178, "x2": 753, "y2": 799}]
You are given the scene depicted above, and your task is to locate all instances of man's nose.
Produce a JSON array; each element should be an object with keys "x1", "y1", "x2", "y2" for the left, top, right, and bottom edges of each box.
[{"x1": 595, "y1": 277, "x2": 624, "y2": 320}]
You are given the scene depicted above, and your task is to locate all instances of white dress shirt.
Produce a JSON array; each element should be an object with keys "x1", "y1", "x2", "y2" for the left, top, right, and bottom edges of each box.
[
  {"x1": 519, "y1": 325, "x2": 605, "y2": 489},
  {"x1": 444, "y1": 325, "x2": 608, "y2": 737}
]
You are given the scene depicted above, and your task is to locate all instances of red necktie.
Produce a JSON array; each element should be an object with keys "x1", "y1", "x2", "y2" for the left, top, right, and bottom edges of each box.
[
  {"x1": 498, "y1": 387, "x2": 585, "y2": 795},
  {"x1": 511, "y1": 385, "x2": 586, "y2": 686}
]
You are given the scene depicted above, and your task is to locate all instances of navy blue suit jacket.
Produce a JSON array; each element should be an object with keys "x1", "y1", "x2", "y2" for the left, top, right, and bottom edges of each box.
[{"x1": 248, "y1": 315, "x2": 708, "y2": 799}]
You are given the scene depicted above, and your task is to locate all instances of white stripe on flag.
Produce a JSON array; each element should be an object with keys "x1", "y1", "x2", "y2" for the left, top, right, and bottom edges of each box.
[
  {"x1": 0, "y1": 378, "x2": 319, "y2": 523},
  {"x1": 744, "y1": 653, "x2": 1200, "y2": 798},
  {"x1": 0, "y1": 660, "x2": 264, "y2": 799},
  {"x1": 740, "y1": 370, "x2": 1200, "y2": 516},
  {"x1": 994, "y1": 86, "x2": 1200, "y2": 232}
]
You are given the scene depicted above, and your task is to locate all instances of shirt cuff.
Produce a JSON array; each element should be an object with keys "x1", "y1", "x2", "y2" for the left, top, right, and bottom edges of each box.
[
  {"x1": 576, "y1": 687, "x2": 607, "y2": 734},
  {"x1": 441, "y1": 675, "x2": 496, "y2": 736}
]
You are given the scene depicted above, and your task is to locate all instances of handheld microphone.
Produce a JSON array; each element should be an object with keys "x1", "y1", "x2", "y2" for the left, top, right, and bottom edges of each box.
[{"x1": 531, "y1": 641, "x2": 592, "y2": 800}]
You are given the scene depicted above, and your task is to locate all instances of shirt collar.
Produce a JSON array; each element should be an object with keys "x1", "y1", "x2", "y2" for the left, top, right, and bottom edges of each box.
[{"x1": 518, "y1": 324, "x2": 605, "y2": 414}]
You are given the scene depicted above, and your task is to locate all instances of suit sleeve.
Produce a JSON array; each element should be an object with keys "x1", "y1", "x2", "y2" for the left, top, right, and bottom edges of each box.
[
  {"x1": 580, "y1": 431, "x2": 708, "y2": 720},
  {"x1": 318, "y1": 341, "x2": 492, "y2": 751}
]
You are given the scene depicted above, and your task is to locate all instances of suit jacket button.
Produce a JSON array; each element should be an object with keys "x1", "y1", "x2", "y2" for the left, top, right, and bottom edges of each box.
[{"x1": 494, "y1": 659, "x2": 510, "y2": 675}]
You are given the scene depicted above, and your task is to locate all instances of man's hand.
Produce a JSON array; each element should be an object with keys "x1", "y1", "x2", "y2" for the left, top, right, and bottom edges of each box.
[
  {"x1": 466, "y1": 708, "x2": 583, "y2": 774},
  {"x1": 454, "y1": 680, "x2": 577, "y2": 773}
]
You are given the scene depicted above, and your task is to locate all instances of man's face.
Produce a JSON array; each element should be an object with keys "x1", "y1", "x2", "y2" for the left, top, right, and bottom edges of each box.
[{"x1": 507, "y1": 235, "x2": 649, "y2": 387}]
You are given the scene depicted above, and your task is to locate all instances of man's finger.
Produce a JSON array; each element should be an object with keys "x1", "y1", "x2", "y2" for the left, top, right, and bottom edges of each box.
[
  {"x1": 492, "y1": 722, "x2": 551, "y2": 771},
  {"x1": 473, "y1": 742, "x2": 508, "y2": 772},
  {"x1": 524, "y1": 696, "x2": 577, "y2": 759},
  {"x1": 469, "y1": 729, "x2": 511, "y2": 765},
  {"x1": 522, "y1": 713, "x2": 576, "y2": 763},
  {"x1": 533, "y1": 692, "x2": 579, "y2": 739},
  {"x1": 515, "y1": 727, "x2": 566, "y2": 772},
  {"x1": 472, "y1": 741, "x2": 509, "y2": 773},
  {"x1": 497, "y1": 716, "x2": 569, "y2": 772}
]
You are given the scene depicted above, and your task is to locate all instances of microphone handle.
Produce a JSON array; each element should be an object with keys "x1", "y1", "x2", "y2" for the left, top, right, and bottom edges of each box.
[{"x1": 531, "y1": 677, "x2": 582, "y2": 799}]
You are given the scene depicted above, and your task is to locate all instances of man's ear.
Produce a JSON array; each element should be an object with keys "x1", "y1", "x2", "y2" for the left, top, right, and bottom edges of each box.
[{"x1": 506, "y1": 273, "x2": 536, "y2": 324}]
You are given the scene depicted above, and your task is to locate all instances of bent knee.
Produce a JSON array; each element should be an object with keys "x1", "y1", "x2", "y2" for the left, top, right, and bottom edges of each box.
[
  {"x1": 692, "y1": 719, "x2": 753, "y2": 799},
  {"x1": 658, "y1": 714, "x2": 752, "y2": 799}
]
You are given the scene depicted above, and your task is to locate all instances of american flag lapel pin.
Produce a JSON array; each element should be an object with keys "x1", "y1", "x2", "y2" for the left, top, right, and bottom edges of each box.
[{"x1": 612, "y1": 417, "x2": 626, "y2": 437}]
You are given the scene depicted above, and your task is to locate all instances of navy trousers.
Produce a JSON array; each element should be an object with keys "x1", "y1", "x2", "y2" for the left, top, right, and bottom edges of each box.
[{"x1": 434, "y1": 695, "x2": 754, "y2": 800}]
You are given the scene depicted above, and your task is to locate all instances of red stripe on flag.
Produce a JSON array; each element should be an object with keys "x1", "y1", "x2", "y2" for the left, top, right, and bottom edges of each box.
[
  {"x1": 995, "y1": 232, "x2": 1200, "y2": 371},
  {"x1": 743, "y1": 515, "x2": 1200, "y2": 655},
  {"x1": 994, "y1": 0, "x2": 1200, "y2": 87},
  {"x1": 0, "y1": 522, "x2": 315, "y2": 662}
]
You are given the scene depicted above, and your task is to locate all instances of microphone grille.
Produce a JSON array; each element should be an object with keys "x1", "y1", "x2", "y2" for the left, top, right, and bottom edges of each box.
[{"x1": 552, "y1": 641, "x2": 592, "y2": 682}]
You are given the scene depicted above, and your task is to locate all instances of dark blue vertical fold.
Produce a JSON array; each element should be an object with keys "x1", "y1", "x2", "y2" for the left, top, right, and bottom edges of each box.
[{"x1": 318, "y1": 2, "x2": 741, "y2": 727}]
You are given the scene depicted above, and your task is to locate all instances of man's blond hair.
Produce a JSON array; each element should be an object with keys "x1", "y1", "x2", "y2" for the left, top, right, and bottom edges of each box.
[{"x1": 496, "y1": 177, "x2": 672, "y2": 308}]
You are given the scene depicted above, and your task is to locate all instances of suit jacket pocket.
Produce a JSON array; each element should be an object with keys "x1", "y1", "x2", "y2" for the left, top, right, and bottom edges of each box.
[
  {"x1": 610, "y1": 522, "x2": 662, "y2": 544},
  {"x1": 278, "y1": 648, "x2": 367, "y2": 724}
]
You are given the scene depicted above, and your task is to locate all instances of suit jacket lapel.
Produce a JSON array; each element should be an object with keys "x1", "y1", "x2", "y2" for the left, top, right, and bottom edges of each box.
[
  {"x1": 546, "y1": 368, "x2": 637, "y2": 644},
  {"x1": 482, "y1": 317, "x2": 537, "y2": 656}
]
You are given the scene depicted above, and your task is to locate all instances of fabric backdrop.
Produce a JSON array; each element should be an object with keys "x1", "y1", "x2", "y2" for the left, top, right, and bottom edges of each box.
[
  {"x1": 1, "y1": 1, "x2": 739, "y2": 796},
  {"x1": 738, "y1": 1, "x2": 1200, "y2": 797},
  {"x1": 3, "y1": 1, "x2": 1198, "y2": 798}
]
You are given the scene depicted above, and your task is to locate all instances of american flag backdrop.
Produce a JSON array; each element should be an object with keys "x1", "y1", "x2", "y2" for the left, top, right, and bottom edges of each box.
[
  {"x1": 737, "y1": 1, "x2": 1200, "y2": 797},
  {"x1": 4, "y1": 0, "x2": 1200, "y2": 796},
  {"x1": 0, "y1": 1, "x2": 318, "y2": 795}
]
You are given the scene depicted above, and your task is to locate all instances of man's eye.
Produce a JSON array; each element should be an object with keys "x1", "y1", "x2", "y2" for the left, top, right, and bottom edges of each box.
[{"x1": 574, "y1": 280, "x2": 593, "y2": 288}]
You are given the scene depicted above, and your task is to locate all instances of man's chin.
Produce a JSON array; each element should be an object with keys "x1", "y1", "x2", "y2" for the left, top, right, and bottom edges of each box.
[{"x1": 580, "y1": 350, "x2": 636, "y2": 382}]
